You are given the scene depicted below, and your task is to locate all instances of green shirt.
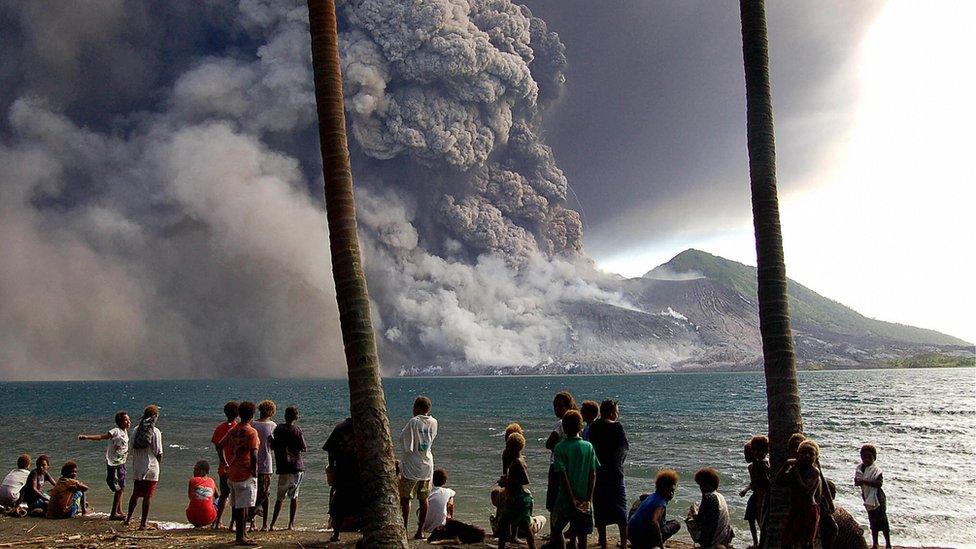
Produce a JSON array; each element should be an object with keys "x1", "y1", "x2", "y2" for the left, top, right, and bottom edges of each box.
[{"x1": 552, "y1": 435, "x2": 600, "y2": 512}]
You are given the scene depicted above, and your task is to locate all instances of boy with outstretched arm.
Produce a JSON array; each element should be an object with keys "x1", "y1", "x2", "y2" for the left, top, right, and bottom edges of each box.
[{"x1": 78, "y1": 410, "x2": 130, "y2": 519}]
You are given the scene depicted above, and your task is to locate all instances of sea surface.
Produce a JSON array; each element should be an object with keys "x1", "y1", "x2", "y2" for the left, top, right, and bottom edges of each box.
[{"x1": 0, "y1": 369, "x2": 973, "y2": 547}]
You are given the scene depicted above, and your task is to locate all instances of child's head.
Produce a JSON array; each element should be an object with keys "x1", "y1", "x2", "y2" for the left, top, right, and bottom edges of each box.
[
  {"x1": 552, "y1": 391, "x2": 577, "y2": 418},
  {"x1": 143, "y1": 404, "x2": 159, "y2": 420},
  {"x1": 433, "y1": 469, "x2": 448, "y2": 487},
  {"x1": 743, "y1": 441, "x2": 754, "y2": 463},
  {"x1": 285, "y1": 406, "x2": 299, "y2": 423},
  {"x1": 193, "y1": 460, "x2": 211, "y2": 477},
  {"x1": 36, "y1": 454, "x2": 50, "y2": 470},
  {"x1": 561, "y1": 409, "x2": 584, "y2": 437},
  {"x1": 750, "y1": 435, "x2": 769, "y2": 460},
  {"x1": 413, "y1": 396, "x2": 432, "y2": 416},
  {"x1": 115, "y1": 411, "x2": 131, "y2": 429},
  {"x1": 60, "y1": 460, "x2": 78, "y2": 478},
  {"x1": 599, "y1": 399, "x2": 619, "y2": 421},
  {"x1": 654, "y1": 469, "x2": 679, "y2": 500},
  {"x1": 258, "y1": 399, "x2": 277, "y2": 420},
  {"x1": 223, "y1": 401, "x2": 239, "y2": 421},
  {"x1": 797, "y1": 439, "x2": 819, "y2": 466},
  {"x1": 238, "y1": 401, "x2": 256, "y2": 423},
  {"x1": 505, "y1": 432, "x2": 526, "y2": 455},
  {"x1": 580, "y1": 400, "x2": 599, "y2": 424},
  {"x1": 504, "y1": 423, "x2": 523, "y2": 440},
  {"x1": 787, "y1": 432, "x2": 806, "y2": 458},
  {"x1": 860, "y1": 444, "x2": 877, "y2": 466},
  {"x1": 693, "y1": 467, "x2": 720, "y2": 494},
  {"x1": 17, "y1": 454, "x2": 31, "y2": 469}
]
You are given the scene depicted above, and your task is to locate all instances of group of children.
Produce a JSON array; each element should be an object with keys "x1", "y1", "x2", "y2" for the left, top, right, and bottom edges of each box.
[{"x1": 0, "y1": 391, "x2": 894, "y2": 549}]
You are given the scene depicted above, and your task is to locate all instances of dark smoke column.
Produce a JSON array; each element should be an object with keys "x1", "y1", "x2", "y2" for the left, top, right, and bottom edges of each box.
[{"x1": 307, "y1": 0, "x2": 408, "y2": 546}]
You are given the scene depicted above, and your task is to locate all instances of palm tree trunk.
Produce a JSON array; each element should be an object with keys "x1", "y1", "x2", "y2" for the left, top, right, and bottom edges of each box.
[
  {"x1": 738, "y1": 1, "x2": 804, "y2": 546},
  {"x1": 306, "y1": 1, "x2": 409, "y2": 546}
]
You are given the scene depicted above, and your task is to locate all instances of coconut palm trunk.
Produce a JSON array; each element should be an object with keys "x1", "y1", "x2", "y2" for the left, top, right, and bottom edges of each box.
[
  {"x1": 306, "y1": 0, "x2": 409, "y2": 546},
  {"x1": 738, "y1": 1, "x2": 804, "y2": 546}
]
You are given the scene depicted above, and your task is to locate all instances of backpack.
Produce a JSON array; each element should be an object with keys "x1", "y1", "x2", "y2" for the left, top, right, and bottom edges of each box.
[{"x1": 132, "y1": 416, "x2": 156, "y2": 449}]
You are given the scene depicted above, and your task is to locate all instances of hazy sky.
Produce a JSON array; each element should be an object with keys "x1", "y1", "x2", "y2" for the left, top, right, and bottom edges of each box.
[{"x1": 523, "y1": 0, "x2": 975, "y2": 343}]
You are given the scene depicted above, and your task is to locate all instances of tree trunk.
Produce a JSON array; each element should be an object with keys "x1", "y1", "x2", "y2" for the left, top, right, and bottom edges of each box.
[
  {"x1": 738, "y1": 1, "x2": 804, "y2": 546},
  {"x1": 306, "y1": 1, "x2": 409, "y2": 546}
]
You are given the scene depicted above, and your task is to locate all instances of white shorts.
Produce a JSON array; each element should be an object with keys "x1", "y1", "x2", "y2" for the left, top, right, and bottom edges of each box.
[
  {"x1": 230, "y1": 478, "x2": 258, "y2": 509},
  {"x1": 276, "y1": 472, "x2": 304, "y2": 500}
]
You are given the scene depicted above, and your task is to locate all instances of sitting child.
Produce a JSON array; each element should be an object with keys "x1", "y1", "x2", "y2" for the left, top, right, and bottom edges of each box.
[
  {"x1": 423, "y1": 469, "x2": 456, "y2": 533},
  {"x1": 46, "y1": 461, "x2": 89, "y2": 519},
  {"x1": 0, "y1": 454, "x2": 31, "y2": 510},
  {"x1": 497, "y1": 432, "x2": 535, "y2": 549},
  {"x1": 186, "y1": 460, "x2": 218, "y2": 528},
  {"x1": 22, "y1": 455, "x2": 55, "y2": 515},
  {"x1": 628, "y1": 469, "x2": 681, "y2": 547}
]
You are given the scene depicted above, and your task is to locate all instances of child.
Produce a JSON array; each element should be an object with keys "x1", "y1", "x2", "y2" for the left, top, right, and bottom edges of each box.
[
  {"x1": 777, "y1": 439, "x2": 822, "y2": 549},
  {"x1": 220, "y1": 400, "x2": 260, "y2": 545},
  {"x1": 46, "y1": 461, "x2": 88, "y2": 519},
  {"x1": 545, "y1": 391, "x2": 577, "y2": 514},
  {"x1": 855, "y1": 444, "x2": 891, "y2": 549},
  {"x1": 423, "y1": 469, "x2": 456, "y2": 533},
  {"x1": 740, "y1": 435, "x2": 770, "y2": 548},
  {"x1": 551, "y1": 409, "x2": 599, "y2": 549},
  {"x1": 579, "y1": 400, "x2": 599, "y2": 441},
  {"x1": 126, "y1": 404, "x2": 163, "y2": 530},
  {"x1": 497, "y1": 432, "x2": 536, "y2": 549},
  {"x1": 252, "y1": 399, "x2": 277, "y2": 531},
  {"x1": 270, "y1": 406, "x2": 308, "y2": 532},
  {"x1": 0, "y1": 454, "x2": 31, "y2": 509},
  {"x1": 211, "y1": 401, "x2": 239, "y2": 529},
  {"x1": 689, "y1": 468, "x2": 733, "y2": 548},
  {"x1": 627, "y1": 469, "x2": 681, "y2": 548},
  {"x1": 186, "y1": 460, "x2": 218, "y2": 528},
  {"x1": 491, "y1": 423, "x2": 525, "y2": 538},
  {"x1": 22, "y1": 454, "x2": 55, "y2": 515},
  {"x1": 589, "y1": 399, "x2": 629, "y2": 549},
  {"x1": 78, "y1": 410, "x2": 130, "y2": 519},
  {"x1": 399, "y1": 395, "x2": 438, "y2": 539}
]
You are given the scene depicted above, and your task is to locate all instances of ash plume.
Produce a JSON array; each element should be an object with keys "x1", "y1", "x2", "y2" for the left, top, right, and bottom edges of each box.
[{"x1": 0, "y1": 0, "x2": 639, "y2": 379}]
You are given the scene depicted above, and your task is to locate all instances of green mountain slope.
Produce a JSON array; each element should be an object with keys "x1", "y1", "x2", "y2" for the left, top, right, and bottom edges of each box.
[{"x1": 648, "y1": 249, "x2": 970, "y2": 346}]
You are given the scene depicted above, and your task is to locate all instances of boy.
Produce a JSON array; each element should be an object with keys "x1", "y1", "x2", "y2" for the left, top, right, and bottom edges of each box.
[
  {"x1": 22, "y1": 454, "x2": 56, "y2": 515},
  {"x1": 628, "y1": 469, "x2": 681, "y2": 547},
  {"x1": 270, "y1": 406, "x2": 308, "y2": 531},
  {"x1": 423, "y1": 469, "x2": 456, "y2": 533},
  {"x1": 589, "y1": 399, "x2": 629, "y2": 549},
  {"x1": 78, "y1": 410, "x2": 130, "y2": 519},
  {"x1": 211, "y1": 401, "x2": 238, "y2": 529},
  {"x1": 186, "y1": 460, "x2": 218, "y2": 528},
  {"x1": 777, "y1": 439, "x2": 822, "y2": 549},
  {"x1": 497, "y1": 433, "x2": 536, "y2": 549},
  {"x1": 400, "y1": 396, "x2": 438, "y2": 539},
  {"x1": 551, "y1": 409, "x2": 599, "y2": 549},
  {"x1": 0, "y1": 454, "x2": 31, "y2": 509},
  {"x1": 740, "y1": 435, "x2": 770, "y2": 548},
  {"x1": 46, "y1": 461, "x2": 89, "y2": 519},
  {"x1": 545, "y1": 392, "x2": 577, "y2": 514},
  {"x1": 220, "y1": 400, "x2": 260, "y2": 546},
  {"x1": 855, "y1": 444, "x2": 891, "y2": 549},
  {"x1": 579, "y1": 400, "x2": 599, "y2": 441},
  {"x1": 252, "y1": 400, "x2": 277, "y2": 531}
]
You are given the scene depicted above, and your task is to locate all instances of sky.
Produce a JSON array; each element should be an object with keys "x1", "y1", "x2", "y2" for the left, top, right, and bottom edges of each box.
[
  {"x1": 523, "y1": 0, "x2": 976, "y2": 343},
  {"x1": 0, "y1": 0, "x2": 971, "y2": 380}
]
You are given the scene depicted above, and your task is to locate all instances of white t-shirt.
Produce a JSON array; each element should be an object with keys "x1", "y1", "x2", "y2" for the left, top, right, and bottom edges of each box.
[
  {"x1": 423, "y1": 486, "x2": 456, "y2": 532},
  {"x1": 549, "y1": 418, "x2": 565, "y2": 464},
  {"x1": 0, "y1": 468, "x2": 30, "y2": 506},
  {"x1": 106, "y1": 427, "x2": 129, "y2": 466},
  {"x1": 400, "y1": 414, "x2": 438, "y2": 481},
  {"x1": 253, "y1": 420, "x2": 277, "y2": 475},
  {"x1": 131, "y1": 427, "x2": 163, "y2": 481}
]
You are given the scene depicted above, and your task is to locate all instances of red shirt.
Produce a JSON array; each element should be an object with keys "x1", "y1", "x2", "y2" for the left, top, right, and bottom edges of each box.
[
  {"x1": 211, "y1": 421, "x2": 237, "y2": 476},
  {"x1": 185, "y1": 476, "x2": 217, "y2": 527},
  {"x1": 221, "y1": 423, "x2": 260, "y2": 482}
]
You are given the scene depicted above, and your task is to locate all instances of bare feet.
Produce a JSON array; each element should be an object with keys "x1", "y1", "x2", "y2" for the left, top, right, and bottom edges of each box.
[{"x1": 235, "y1": 537, "x2": 259, "y2": 546}]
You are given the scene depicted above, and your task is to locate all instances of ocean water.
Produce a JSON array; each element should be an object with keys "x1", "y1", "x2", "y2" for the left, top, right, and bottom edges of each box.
[{"x1": 0, "y1": 368, "x2": 973, "y2": 547}]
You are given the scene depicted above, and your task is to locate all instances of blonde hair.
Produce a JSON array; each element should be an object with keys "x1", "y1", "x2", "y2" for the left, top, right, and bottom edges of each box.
[
  {"x1": 258, "y1": 400, "x2": 277, "y2": 418},
  {"x1": 506, "y1": 432, "x2": 526, "y2": 453},
  {"x1": 655, "y1": 468, "x2": 679, "y2": 491},
  {"x1": 798, "y1": 439, "x2": 820, "y2": 459},
  {"x1": 504, "y1": 423, "x2": 523, "y2": 440}
]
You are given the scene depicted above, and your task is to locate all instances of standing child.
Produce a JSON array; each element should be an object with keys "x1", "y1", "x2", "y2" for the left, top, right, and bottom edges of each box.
[
  {"x1": 551, "y1": 409, "x2": 600, "y2": 549},
  {"x1": 545, "y1": 392, "x2": 577, "y2": 514},
  {"x1": 777, "y1": 439, "x2": 822, "y2": 549},
  {"x1": 579, "y1": 401, "x2": 599, "y2": 441},
  {"x1": 855, "y1": 444, "x2": 891, "y2": 549},
  {"x1": 78, "y1": 410, "x2": 130, "y2": 519},
  {"x1": 220, "y1": 400, "x2": 260, "y2": 546},
  {"x1": 186, "y1": 460, "x2": 218, "y2": 528},
  {"x1": 399, "y1": 395, "x2": 438, "y2": 539},
  {"x1": 46, "y1": 461, "x2": 89, "y2": 519},
  {"x1": 627, "y1": 469, "x2": 681, "y2": 547},
  {"x1": 252, "y1": 400, "x2": 277, "y2": 531},
  {"x1": 211, "y1": 401, "x2": 239, "y2": 529},
  {"x1": 126, "y1": 405, "x2": 163, "y2": 530},
  {"x1": 497, "y1": 433, "x2": 536, "y2": 549},
  {"x1": 740, "y1": 435, "x2": 770, "y2": 548},
  {"x1": 269, "y1": 406, "x2": 308, "y2": 531},
  {"x1": 21, "y1": 455, "x2": 55, "y2": 515},
  {"x1": 423, "y1": 469, "x2": 456, "y2": 533},
  {"x1": 0, "y1": 454, "x2": 32, "y2": 509},
  {"x1": 589, "y1": 399, "x2": 629, "y2": 549}
]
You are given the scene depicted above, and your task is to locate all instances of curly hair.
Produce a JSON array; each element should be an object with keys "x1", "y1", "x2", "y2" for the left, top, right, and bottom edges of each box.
[
  {"x1": 258, "y1": 400, "x2": 277, "y2": 418},
  {"x1": 655, "y1": 468, "x2": 679, "y2": 491},
  {"x1": 694, "y1": 467, "x2": 720, "y2": 491}
]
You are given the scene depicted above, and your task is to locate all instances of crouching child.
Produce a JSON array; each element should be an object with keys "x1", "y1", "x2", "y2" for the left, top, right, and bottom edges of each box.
[{"x1": 46, "y1": 461, "x2": 89, "y2": 519}]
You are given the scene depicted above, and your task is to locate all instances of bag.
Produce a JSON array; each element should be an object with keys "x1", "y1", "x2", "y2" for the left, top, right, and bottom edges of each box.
[{"x1": 132, "y1": 416, "x2": 156, "y2": 449}]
